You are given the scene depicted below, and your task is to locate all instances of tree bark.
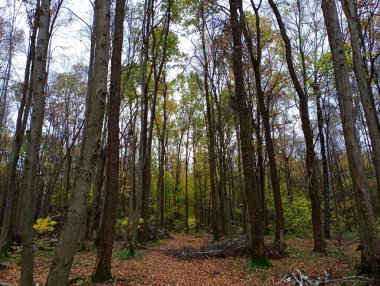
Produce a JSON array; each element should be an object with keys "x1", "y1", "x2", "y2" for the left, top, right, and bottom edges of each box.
[
  {"x1": 0, "y1": 0, "x2": 39, "y2": 255},
  {"x1": 93, "y1": 0, "x2": 125, "y2": 280},
  {"x1": 199, "y1": 2, "x2": 220, "y2": 240},
  {"x1": 240, "y1": 1, "x2": 285, "y2": 250},
  {"x1": 20, "y1": 0, "x2": 51, "y2": 284},
  {"x1": 46, "y1": 0, "x2": 111, "y2": 284},
  {"x1": 268, "y1": 0, "x2": 326, "y2": 252},
  {"x1": 229, "y1": 0, "x2": 266, "y2": 260},
  {"x1": 340, "y1": 0, "x2": 380, "y2": 209},
  {"x1": 321, "y1": 0, "x2": 380, "y2": 272}
]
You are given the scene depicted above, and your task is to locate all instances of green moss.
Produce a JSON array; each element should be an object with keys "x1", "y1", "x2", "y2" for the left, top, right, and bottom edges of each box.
[
  {"x1": 0, "y1": 241, "x2": 11, "y2": 259},
  {"x1": 117, "y1": 248, "x2": 143, "y2": 261},
  {"x1": 250, "y1": 254, "x2": 272, "y2": 268}
]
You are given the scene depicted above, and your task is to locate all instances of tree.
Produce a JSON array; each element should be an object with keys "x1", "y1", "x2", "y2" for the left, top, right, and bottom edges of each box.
[
  {"x1": 93, "y1": 0, "x2": 126, "y2": 281},
  {"x1": 340, "y1": 0, "x2": 380, "y2": 209},
  {"x1": 240, "y1": 0, "x2": 286, "y2": 250},
  {"x1": 0, "y1": 0, "x2": 39, "y2": 256},
  {"x1": 198, "y1": 1, "x2": 220, "y2": 240},
  {"x1": 19, "y1": 0, "x2": 53, "y2": 284},
  {"x1": 268, "y1": 0, "x2": 326, "y2": 252},
  {"x1": 229, "y1": 0, "x2": 266, "y2": 262},
  {"x1": 46, "y1": 0, "x2": 111, "y2": 284},
  {"x1": 321, "y1": 0, "x2": 380, "y2": 272}
]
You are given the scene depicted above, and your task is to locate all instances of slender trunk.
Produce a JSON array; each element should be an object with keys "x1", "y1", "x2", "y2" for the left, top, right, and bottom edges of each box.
[
  {"x1": 341, "y1": 0, "x2": 380, "y2": 209},
  {"x1": 93, "y1": 0, "x2": 125, "y2": 280},
  {"x1": 185, "y1": 129, "x2": 190, "y2": 231},
  {"x1": 241, "y1": 2, "x2": 285, "y2": 249},
  {"x1": 229, "y1": 0, "x2": 266, "y2": 260},
  {"x1": 199, "y1": 2, "x2": 219, "y2": 240},
  {"x1": 321, "y1": 0, "x2": 380, "y2": 272},
  {"x1": 315, "y1": 92, "x2": 331, "y2": 239},
  {"x1": 268, "y1": 0, "x2": 326, "y2": 252},
  {"x1": 20, "y1": 0, "x2": 51, "y2": 284},
  {"x1": 46, "y1": 0, "x2": 111, "y2": 284},
  {"x1": 0, "y1": 1, "x2": 39, "y2": 255},
  {"x1": 127, "y1": 0, "x2": 151, "y2": 253}
]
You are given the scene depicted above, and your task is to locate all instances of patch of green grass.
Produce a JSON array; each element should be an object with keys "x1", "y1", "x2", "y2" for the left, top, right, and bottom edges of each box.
[
  {"x1": 0, "y1": 242, "x2": 11, "y2": 259},
  {"x1": 76, "y1": 277, "x2": 92, "y2": 286},
  {"x1": 116, "y1": 249, "x2": 144, "y2": 261},
  {"x1": 260, "y1": 268, "x2": 270, "y2": 283},
  {"x1": 343, "y1": 230, "x2": 360, "y2": 241},
  {"x1": 147, "y1": 240, "x2": 162, "y2": 248},
  {"x1": 251, "y1": 254, "x2": 272, "y2": 268},
  {"x1": 244, "y1": 255, "x2": 272, "y2": 272},
  {"x1": 287, "y1": 246, "x2": 312, "y2": 259}
]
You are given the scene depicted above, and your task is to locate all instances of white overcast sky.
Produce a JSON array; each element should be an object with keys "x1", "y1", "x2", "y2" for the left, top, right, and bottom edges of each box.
[{"x1": 10, "y1": 0, "x2": 93, "y2": 79}]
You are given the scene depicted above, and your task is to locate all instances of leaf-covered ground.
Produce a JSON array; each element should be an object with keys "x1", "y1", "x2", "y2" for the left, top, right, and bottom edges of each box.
[{"x1": 0, "y1": 233, "x2": 363, "y2": 285}]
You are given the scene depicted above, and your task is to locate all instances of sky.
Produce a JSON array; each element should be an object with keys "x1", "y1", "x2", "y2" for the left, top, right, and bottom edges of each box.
[{"x1": 10, "y1": 0, "x2": 93, "y2": 79}]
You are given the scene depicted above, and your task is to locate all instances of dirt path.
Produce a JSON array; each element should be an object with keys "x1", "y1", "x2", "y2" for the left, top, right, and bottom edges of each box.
[{"x1": 0, "y1": 233, "x2": 360, "y2": 285}]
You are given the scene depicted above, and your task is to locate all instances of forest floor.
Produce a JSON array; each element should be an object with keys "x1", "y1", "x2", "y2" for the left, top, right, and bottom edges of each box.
[{"x1": 0, "y1": 232, "x2": 371, "y2": 285}]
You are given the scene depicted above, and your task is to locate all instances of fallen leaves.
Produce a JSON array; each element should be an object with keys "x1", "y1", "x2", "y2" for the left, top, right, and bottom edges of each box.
[{"x1": 0, "y1": 233, "x2": 362, "y2": 286}]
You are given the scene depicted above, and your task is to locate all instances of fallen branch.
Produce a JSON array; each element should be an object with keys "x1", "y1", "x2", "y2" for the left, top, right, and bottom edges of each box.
[{"x1": 274, "y1": 269, "x2": 374, "y2": 285}]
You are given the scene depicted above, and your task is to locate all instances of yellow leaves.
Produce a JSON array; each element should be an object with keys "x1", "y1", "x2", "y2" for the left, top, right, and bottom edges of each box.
[
  {"x1": 33, "y1": 216, "x2": 57, "y2": 234},
  {"x1": 188, "y1": 217, "x2": 196, "y2": 230}
]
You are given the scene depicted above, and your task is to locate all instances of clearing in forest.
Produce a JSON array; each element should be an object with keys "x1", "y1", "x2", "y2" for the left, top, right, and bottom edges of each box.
[{"x1": 0, "y1": 233, "x2": 367, "y2": 285}]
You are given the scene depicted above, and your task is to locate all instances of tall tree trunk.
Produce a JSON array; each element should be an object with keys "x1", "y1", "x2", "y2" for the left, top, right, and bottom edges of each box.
[
  {"x1": 93, "y1": 0, "x2": 125, "y2": 280},
  {"x1": 127, "y1": 0, "x2": 151, "y2": 253},
  {"x1": 46, "y1": 0, "x2": 111, "y2": 284},
  {"x1": 20, "y1": 0, "x2": 51, "y2": 284},
  {"x1": 229, "y1": 0, "x2": 266, "y2": 261},
  {"x1": 240, "y1": 1, "x2": 285, "y2": 250},
  {"x1": 268, "y1": 0, "x2": 326, "y2": 252},
  {"x1": 321, "y1": 0, "x2": 380, "y2": 272},
  {"x1": 157, "y1": 84, "x2": 167, "y2": 229},
  {"x1": 315, "y1": 91, "x2": 331, "y2": 239},
  {"x1": 0, "y1": 0, "x2": 39, "y2": 255},
  {"x1": 199, "y1": 2, "x2": 220, "y2": 240},
  {"x1": 340, "y1": 0, "x2": 380, "y2": 209}
]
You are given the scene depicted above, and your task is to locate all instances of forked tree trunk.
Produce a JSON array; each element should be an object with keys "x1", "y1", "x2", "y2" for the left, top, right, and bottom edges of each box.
[
  {"x1": 199, "y1": 2, "x2": 220, "y2": 240},
  {"x1": 229, "y1": 0, "x2": 266, "y2": 260},
  {"x1": 46, "y1": 0, "x2": 111, "y2": 284},
  {"x1": 240, "y1": 1, "x2": 285, "y2": 250},
  {"x1": 321, "y1": 0, "x2": 380, "y2": 272},
  {"x1": 20, "y1": 0, "x2": 51, "y2": 284},
  {"x1": 268, "y1": 0, "x2": 326, "y2": 252},
  {"x1": 0, "y1": 0, "x2": 38, "y2": 255},
  {"x1": 93, "y1": 0, "x2": 125, "y2": 280},
  {"x1": 340, "y1": 0, "x2": 380, "y2": 209}
]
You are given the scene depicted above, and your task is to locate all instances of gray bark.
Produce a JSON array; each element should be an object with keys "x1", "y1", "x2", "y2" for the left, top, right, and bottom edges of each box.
[
  {"x1": 340, "y1": 0, "x2": 380, "y2": 208},
  {"x1": 321, "y1": 0, "x2": 380, "y2": 272},
  {"x1": 19, "y1": 0, "x2": 51, "y2": 284},
  {"x1": 45, "y1": 0, "x2": 111, "y2": 284}
]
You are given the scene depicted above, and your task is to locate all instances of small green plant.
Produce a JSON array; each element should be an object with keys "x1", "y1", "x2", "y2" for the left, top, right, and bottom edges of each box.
[
  {"x1": 34, "y1": 238, "x2": 54, "y2": 252},
  {"x1": 284, "y1": 197, "x2": 312, "y2": 236},
  {"x1": 188, "y1": 217, "x2": 196, "y2": 230},
  {"x1": 117, "y1": 249, "x2": 143, "y2": 261},
  {"x1": 250, "y1": 254, "x2": 272, "y2": 268},
  {"x1": 33, "y1": 216, "x2": 57, "y2": 234},
  {"x1": 116, "y1": 217, "x2": 130, "y2": 234}
]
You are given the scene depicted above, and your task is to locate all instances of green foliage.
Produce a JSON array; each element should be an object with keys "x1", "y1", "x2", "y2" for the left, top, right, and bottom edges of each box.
[
  {"x1": 116, "y1": 217, "x2": 130, "y2": 234},
  {"x1": 33, "y1": 217, "x2": 57, "y2": 234},
  {"x1": 284, "y1": 197, "x2": 312, "y2": 236},
  {"x1": 116, "y1": 217, "x2": 144, "y2": 235},
  {"x1": 34, "y1": 238, "x2": 55, "y2": 252},
  {"x1": 250, "y1": 254, "x2": 272, "y2": 268},
  {"x1": 117, "y1": 249, "x2": 143, "y2": 261},
  {"x1": 188, "y1": 217, "x2": 196, "y2": 230}
]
